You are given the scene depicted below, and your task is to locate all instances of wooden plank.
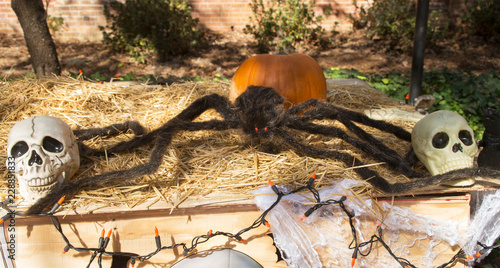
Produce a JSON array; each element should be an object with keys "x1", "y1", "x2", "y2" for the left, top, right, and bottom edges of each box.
[
  {"x1": 6, "y1": 192, "x2": 472, "y2": 268},
  {"x1": 11, "y1": 204, "x2": 286, "y2": 268},
  {"x1": 375, "y1": 194, "x2": 470, "y2": 267},
  {"x1": 377, "y1": 194, "x2": 470, "y2": 221}
]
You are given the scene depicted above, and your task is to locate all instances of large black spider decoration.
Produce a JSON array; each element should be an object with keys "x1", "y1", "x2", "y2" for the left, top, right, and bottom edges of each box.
[{"x1": 26, "y1": 86, "x2": 500, "y2": 214}]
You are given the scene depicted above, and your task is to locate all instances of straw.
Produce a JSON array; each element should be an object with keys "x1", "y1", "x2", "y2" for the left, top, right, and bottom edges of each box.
[{"x1": 0, "y1": 76, "x2": 416, "y2": 212}]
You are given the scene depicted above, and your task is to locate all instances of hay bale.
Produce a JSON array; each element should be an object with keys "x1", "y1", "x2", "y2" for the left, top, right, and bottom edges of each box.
[{"x1": 0, "y1": 77, "x2": 415, "y2": 212}]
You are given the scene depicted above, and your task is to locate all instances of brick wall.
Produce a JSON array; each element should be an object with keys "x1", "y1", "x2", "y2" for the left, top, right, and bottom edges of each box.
[
  {"x1": 1, "y1": 0, "x2": 117, "y2": 41},
  {"x1": 0, "y1": 0, "x2": 465, "y2": 43},
  {"x1": 188, "y1": 0, "x2": 364, "y2": 33}
]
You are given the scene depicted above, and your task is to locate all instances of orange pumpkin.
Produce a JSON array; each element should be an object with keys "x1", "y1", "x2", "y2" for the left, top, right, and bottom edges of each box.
[{"x1": 229, "y1": 53, "x2": 327, "y2": 108}]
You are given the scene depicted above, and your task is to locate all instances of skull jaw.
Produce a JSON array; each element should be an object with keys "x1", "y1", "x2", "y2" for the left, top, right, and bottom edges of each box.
[
  {"x1": 426, "y1": 158, "x2": 476, "y2": 187},
  {"x1": 18, "y1": 172, "x2": 66, "y2": 205},
  {"x1": 442, "y1": 177, "x2": 475, "y2": 187}
]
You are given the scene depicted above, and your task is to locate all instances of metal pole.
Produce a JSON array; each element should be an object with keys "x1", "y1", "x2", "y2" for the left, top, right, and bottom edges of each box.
[{"x1": 408, "y1": 0, "x2": 430, "y2": 106}]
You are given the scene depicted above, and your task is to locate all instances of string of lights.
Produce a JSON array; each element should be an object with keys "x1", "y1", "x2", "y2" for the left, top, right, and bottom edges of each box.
[
  {"x1": 45, "y1": 194, "x2": 270, "y2": 267},
  {"x1": 1, "y1": 174, "x2": 498, "y2": 267}
]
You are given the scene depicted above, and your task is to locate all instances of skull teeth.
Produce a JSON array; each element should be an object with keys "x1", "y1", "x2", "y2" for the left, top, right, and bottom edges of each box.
[
  {"x1": 438, "y1": 159, "x2": 473, "y2": 174},
  {"x1": 27, "y1": 175, "x2": 57, "y2": 187},
  {"x1": 27, "y1": 175, "x2": 60, "y2": 193}
]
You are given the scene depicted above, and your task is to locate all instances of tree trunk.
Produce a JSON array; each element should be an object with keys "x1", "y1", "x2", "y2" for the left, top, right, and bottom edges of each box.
[{"x1": 11, "y1": 0, "x2": 61, "y2": 77}]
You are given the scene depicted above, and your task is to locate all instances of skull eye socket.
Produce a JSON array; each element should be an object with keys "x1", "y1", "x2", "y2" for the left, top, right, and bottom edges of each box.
[
  {"x1": 432, "y1": 132, "x2": 449, "y2": 149},
  {"x1": 42, "y1": 136, "x2": 64, "y2": 153},
  {"x1": 459, "y1": 130, "x2": 474, "y2": 146},
  {"x1": 11, "y1": 141, "x2": 29, "y2": 158}
]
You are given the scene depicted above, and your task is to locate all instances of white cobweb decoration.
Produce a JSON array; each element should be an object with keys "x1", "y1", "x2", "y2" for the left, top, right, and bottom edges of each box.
[
  {"x1": 463, "y1": 189, "x2": 500, "y2": 264},
  {"x1": 254, "y1": 179, "x2": 500, "y2": 268}
]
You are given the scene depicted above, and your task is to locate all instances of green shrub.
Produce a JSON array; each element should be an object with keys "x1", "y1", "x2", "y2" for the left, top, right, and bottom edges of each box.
[
  {"x1": 351, "y1": 0, "x2": 452, "y2": 52},
  {"x1": 244, "y1": 0, "x2": 330, "y2": 53},
  {"x1": 324, "y1": 68, "x2": 411, "y2": 101},
  {"x1": 427, "y1": 69, "x2": 500, "y2": 137},
  {"x1": 464, "y1": 0, "x2": 500, "y2": 43},
  {"x1": 100, "y1": 0, "x2": 203, "y2": 62},
  {"x1": 324, "y1": 68, "x2": 500, "y2": 139},
  {"x1": 46, "y1": 14, "x2": 65, "y2": 33}
]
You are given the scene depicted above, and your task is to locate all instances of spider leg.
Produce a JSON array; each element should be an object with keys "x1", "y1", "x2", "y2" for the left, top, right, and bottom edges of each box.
[
  {"x1": 333, "y1": 106, "x2": 411, "y2": 142},
  {"x1": 276, "y1": 128, "x2": 401, "y2": 193},
  {"x1": 277, "y1": 128, "x2": 500, "y2": 193},
  {"x1": 110, "y1": 93, "x2": 238, "y2": 149},
  {"x1": 84, "y1": 94, "x2": 238, "y2": 156},
  {"x1": 26, "y1": 132, "x2": 174, "y2": 215},
  {"x1": 286, "y1": 102, "x2": 419, "y2": 177},
  {"x1": 385, "y1": 167, "x2": 500, "y2": 193},
  {"x1": 286, "y1": 119, "x2": 421, "y2": 177},
  {"x1": 286, "y1": 98, "x2": 319, "y2": 115},
  {"x1": 74, "y1": 121, "x2": 146, "y2": 141},
  {"x1": 288, "y1": 99, "x2": 412, "y2": 141},
  {"x1": 175, "y1": 93, "x2": 236, "y2": 122},
  {"x1": 330, "y1": 117, "x2": 418, "y2": 177},
  {"x1": 104, "y1": 93, "x2": 238, "y2": 153},
  {"x1": 75, "y1": 121, "x2": 147, "y2": 157},
  {"x1": 27, "y1": 93, "x2": 238, "y2": 214}
]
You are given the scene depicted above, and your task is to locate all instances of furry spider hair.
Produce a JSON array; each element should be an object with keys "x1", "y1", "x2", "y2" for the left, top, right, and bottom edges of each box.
[{"x1": 26, "y1": 86, "x2": 500, "y2": 214}]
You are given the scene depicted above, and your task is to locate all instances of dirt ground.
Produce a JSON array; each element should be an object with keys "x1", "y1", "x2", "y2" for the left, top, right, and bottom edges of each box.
[{"x1": 1, "y1": 30, "x2": 499, "y2": 80}]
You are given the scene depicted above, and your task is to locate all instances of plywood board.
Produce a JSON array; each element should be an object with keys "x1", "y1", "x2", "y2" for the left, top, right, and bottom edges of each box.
[
  {"x1": 0, "y1": 193, "x2": 471, "y2": 268},
  {"x1": 5, "y1": 204, "x2": 286, "y2": 268},
  {"x1": 376, "y1": 195, "x2": 470, "y2": 267}
]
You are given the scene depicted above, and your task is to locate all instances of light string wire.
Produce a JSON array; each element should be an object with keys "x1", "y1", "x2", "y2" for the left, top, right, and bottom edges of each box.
[{"x1": 1, "y1": 175, "x2": 498, "y2": 268}]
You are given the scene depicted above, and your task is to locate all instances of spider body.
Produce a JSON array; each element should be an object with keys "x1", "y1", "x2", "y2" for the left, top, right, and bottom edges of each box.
[
  {"x1": 235, "y1": 85, "x2": 284, "y2": 136},
  {"x1": 234, "y1": 86, "x2": 286, "y2": 152},
  {"x1": 26, "y1": 86, "x2": 500, "y2": 215}
]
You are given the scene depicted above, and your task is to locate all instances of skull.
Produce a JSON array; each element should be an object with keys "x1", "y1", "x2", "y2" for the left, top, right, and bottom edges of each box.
[
  {"x1": 6, "y1": 116, "x2": 80, "y2": 204},
  {"x1": 412, "y1": 110, "x2": 478, "y2": 186}
]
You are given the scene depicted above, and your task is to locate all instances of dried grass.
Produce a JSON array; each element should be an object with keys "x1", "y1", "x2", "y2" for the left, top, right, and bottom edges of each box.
[{"x1": 0, "y1": 77, "x2": 416, "y2": 212}]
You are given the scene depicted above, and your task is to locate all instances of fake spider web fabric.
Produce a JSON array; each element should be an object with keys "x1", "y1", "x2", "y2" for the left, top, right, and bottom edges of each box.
[
  {"x1": 254, "y1": 179, "x2": 500, "y2": 268},
  {"x1": 463, "y1": 189, "x2": 500, "y2": 264}
]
